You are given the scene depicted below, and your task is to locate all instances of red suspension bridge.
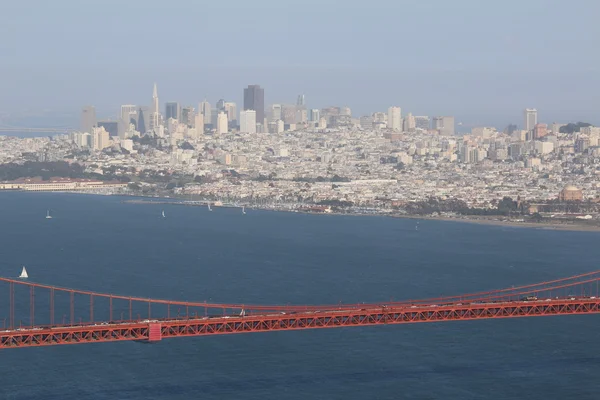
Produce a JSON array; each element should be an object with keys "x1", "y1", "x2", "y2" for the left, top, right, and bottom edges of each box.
[{"x1": 2, "y1": 271, "x2": 600, "y2": 349}]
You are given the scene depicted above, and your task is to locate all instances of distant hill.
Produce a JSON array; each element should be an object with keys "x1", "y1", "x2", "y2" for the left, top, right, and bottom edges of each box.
[{"x1": 560, "y1": 122, "x2": 592, "y2": 134}]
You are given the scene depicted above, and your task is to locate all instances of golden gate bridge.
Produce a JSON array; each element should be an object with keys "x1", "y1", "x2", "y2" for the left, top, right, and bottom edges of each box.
[{"x1": 1, "y1": 270, "x2": 600, "y2": 349}]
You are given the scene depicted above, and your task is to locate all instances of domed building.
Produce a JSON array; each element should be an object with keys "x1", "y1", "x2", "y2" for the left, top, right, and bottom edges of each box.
[{"x1": 558, "y1": 185, "x2": 583, "y2": 201}]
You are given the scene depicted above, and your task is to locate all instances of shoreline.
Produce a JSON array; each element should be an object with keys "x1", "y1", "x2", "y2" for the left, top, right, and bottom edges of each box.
[
  {"x1": 119, "y1": 197, "x2": 600, "y2": 233},
  {"x1": 2, "y1": 190, "x2": 599, "y2": 233},
  {"x1": 397, "y1": 214, "x2": 600, "y2": 232}
]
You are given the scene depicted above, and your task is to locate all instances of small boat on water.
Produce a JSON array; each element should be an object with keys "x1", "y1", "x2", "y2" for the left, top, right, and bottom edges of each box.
[
  {"x1": 46, "y1": 210, "x2": 52, "y2": 219},
  {"x1": 242, "y1": 206, "x2": 246, "y2": 215},
  {"x1": 19, "y1": 266, "x2": 28, "y2": 279},
  {"x1": 161, "y1": 210, "x2": 166, "y2": 218},
  {"x1": 208, "y1": 203, "x2": 213, "y2": 212}
]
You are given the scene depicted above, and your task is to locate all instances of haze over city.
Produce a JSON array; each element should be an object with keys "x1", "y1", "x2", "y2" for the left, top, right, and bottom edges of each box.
[
  {"x1": 1, "y1": 0, "x2": 599, "y2": 128},
  {"x1": 3, "y1": 1, "x2": 600, "y2": 399}
]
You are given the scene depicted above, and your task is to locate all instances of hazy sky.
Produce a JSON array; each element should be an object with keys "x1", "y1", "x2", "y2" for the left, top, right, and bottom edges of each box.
[{"x1": 0, "y1": 0, "x2": 599, "y2": 128}]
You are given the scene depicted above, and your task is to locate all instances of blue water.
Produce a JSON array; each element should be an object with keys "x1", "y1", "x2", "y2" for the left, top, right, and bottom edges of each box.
[{"x1": 0, "y1": 192, "x2": 599, "y2": 399}]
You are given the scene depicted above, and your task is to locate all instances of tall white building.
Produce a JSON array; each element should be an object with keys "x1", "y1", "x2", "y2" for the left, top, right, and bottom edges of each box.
[
  {"x1": 120, "y1": 105, "x2": 137, "y2": 125},
  {"x1": 149, "y1": 83, "x2": 161, "y2": 130},
  {"x1": 524, "y1": 108, "x2": 537, "y2": 131},
  {"x1": 167, "y1": 118, "x2": 179, "y2": 135},
  {"x1": 309, "y1": 109, "x2": 320, "y2": 123},
  {"x1": 194, "y1": 113, "x2": 204, "y2": 134},
  {"x1": 81, "y1": 106, "x2": 96, "y2": 133},
  {"x1": 295, "y1": 108, "x2": 308, "y2": 124},
  {"x1": 387, "y1": 106, "x2": 401, "y2": 130},
  {"x1": 433, "y1": 116, "x2": 455, "y2": 135},
  {"x1": 224, "y1": 102, "x2": 237, "y2": 122},
  {"x1": 71, "y1": 132, "x2": 91, "y2": 148},
  {"x1": 271, "y1": 104, "x2": 282, "y2": 121},
  {"x1": 403, "y1": 113, "x2": 416, "y2": 132},
  {"x1": 119, "y1": 105, "x2": 137, "y2": 138},
  {"x1": 216, "y1": 112, "x2": 228, "y2": 134},
  {"x1": 91, "y1": 127, "x2": 110, "y2": 151},
  {"x1": 239, "y1": 110, "x2": 257, "y2": 133},
  {"x1": 121, "y1": 139, "x2": 134, "y2": 152},
  {"x1": 199, "y1": 101, "x2": 212, "y2": 126},
  {"x1": 318, "y1": 117, "x2": 327, "y2": 129}
]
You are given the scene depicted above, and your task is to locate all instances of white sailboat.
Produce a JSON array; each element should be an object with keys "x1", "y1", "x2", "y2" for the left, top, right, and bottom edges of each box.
[
  {"x1": 161, "y1": 210, "x2": 166, "y2": 218},
  {"x1": 19, "y1": 266, "x2": 28, "y2": 279},
  {"x1": 45, "y1": 209, "x2": 52, "y2": 219},
  {"x1": 242, "y1": 206, "x2": 246, "y2": 215},
  {"x1": 208, "y1": 203, "x2": 213, "y2": 212}
]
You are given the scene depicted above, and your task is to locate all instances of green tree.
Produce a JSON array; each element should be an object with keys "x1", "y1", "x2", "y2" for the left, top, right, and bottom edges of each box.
[
  {"x1": 530, "y1": 212, "x2": 543, "y2": 223},
  {"x1": 560, "y1": 122, "x2": 592, "y2": 134},
  {"x1": 497, "y1": 197, "x2": 518, "y2": 215}
]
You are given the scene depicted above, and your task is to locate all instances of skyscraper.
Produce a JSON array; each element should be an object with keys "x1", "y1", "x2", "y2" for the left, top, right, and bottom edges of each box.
[
  {"x1": 432, "y1": 116, "x2": 455, "y2": 135},
  {"x1": 81, "y1": 106, "x2": 96, "y2": 133},
  {"x1": 120, "y1": 105, "x2": 137, "y2": 125},
  {"x1": 91, "y1": 126, "x2": 110, "y2": 151},
  {"x1": 199, "y1": 101, "x2": 211, "y2": 127},
  {"x1": 403, "y1": 113, "x2": 416, "y2": 132},
  {"x1": 120, "y1": 105, "x2": 137, "y2": 138},
  {"x1": 97, "y1": 121, "x2": 118, "y2": 137},
  {"x1": 414, "y1": 116, "x2": 430, "y2": 131},
  {"x1": 442, "y1": 116, "x2": 455, "y2": 135},
  {"x1": 271, "y1": 104, "x2": 282, "y2": 121},
  {"x1": 150, "y1": 83, "x2": 160, "y2": 130},
  {"x1": 524, "y1": 108, "x2": 537, "y2": 131},
  {"x1": 281, "y1": 105, "x2": 297, "y2": 125},
  {"x1": 239, "y1": 110, "x2": 257, "y2": 133},
  {"x1": 297, "y1": 94, "x2": 305, "y2": 106},
  {"x1": 387, "y1": 106, "x2": 401, "y2": 130},
  {"x1": 137, "y1": 107, "x2": 147, "y2": 134},
  {"x1": 194, "y1": 113, "x2": 204, "y2": 134},
  {"x1": 243, "y1": 85, "x2": 264, "y2": 123},
  {"x1": 295, "y1": 108, "x2": 308, "y2": 124},
  {"x1": 210, "y1": 108, "x2": 218, "y2": 127},
  {"x1": 181, "y1": 106, "x2": 194, "y2": 126},
  {"x1": 360, "y1": 115, "x2": 374, "y2": 130},
  {"x1": 165, "y1": 102, "x2": 180, "y2": 121},
  {"x1": 216, "y1": 112, "x2": 228, "y2": 134},
  {"x1": 224, "y1": 102, "x2": 237, "y2": 122}
]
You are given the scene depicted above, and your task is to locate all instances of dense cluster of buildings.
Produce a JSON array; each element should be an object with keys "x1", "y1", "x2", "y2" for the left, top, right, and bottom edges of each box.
[
  {"x1": 72, "y1": 84, "x2": 457, "y2": 148},
  {"x1": 1, "y1": 84, "x2": 599, "y2": 214}
]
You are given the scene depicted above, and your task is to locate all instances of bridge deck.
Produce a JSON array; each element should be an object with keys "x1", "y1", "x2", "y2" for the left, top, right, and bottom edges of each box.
[{"x1": 1, "y1": 298, "x2": 598, "y2": 349}]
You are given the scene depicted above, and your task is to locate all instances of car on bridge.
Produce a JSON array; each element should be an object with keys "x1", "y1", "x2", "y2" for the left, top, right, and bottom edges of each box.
[{"x1": 520, "y1": 296, "x2": 538, "y2": 301}]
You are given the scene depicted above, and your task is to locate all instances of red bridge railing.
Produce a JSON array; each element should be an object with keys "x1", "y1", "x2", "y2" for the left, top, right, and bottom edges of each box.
[{"x1": 0, "y1": 271, "x2": 599, "y2": 349}]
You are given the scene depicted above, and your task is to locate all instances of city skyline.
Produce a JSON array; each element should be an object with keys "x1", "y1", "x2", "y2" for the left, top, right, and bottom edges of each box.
[
  {"x1": 71, "y1": 82, "x2": 570, "y2": 138},
  {"x1": 2, "y1": 79, "x2": 597, "y2": 133},
  {"x1": 1, "y1": 1, "x2": 599, "y2": 128},
  {"x1": 0, "y1": 78, "x2": 595, "y2": 139}
]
